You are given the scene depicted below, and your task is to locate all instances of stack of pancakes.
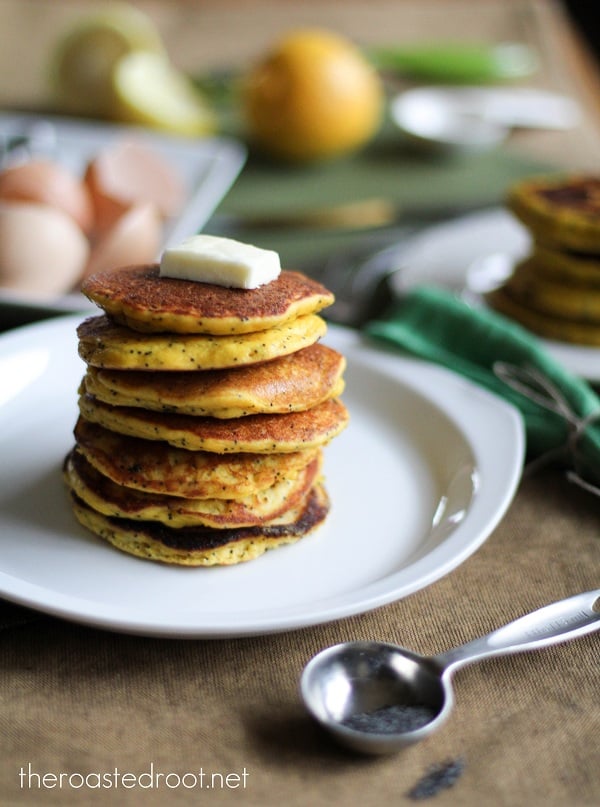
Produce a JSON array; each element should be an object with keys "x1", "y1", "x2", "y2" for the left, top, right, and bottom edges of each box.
[
  {"x1": 487, "y1": 175, "x2": 600, "y2": 345},
  {"x1": 64, "y1": 264, "x2": 349, "y2": 566}
]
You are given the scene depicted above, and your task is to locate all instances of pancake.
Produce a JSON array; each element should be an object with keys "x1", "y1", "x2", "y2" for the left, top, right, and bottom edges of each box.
[
  {"x1": 526, "y1": 243, "x2": 600, "y2": 286},
  {"x1": 77, "y1": 313, "x2": 327, "y2": 371},
  {"x1": 67, "y1": 482, "x2": 330, "y2": 566},
  {"x1": 78, "y1": 393, "x2": 349, "y2": 453},
  {"x1": 74, "y1": 417, "x2": 318, "y2": 499},
  {"x1": 508, "y1": 175, "x2": 600, "y2": 253},
  {"x1": 500, "y1": 257, "x2": 600, "y2": 322},
  {"x1": 81, "y1": 343, "x2": 346, "y2": 418},
  {"x1": 64, "y1": 449, "x2": 321, "y2": 528},
  {"x1": 81, "y1": 265, "x2": 334, "y2": 334},
  {"x1": 486, "y1": 287, "x2": 600, "y2": 345}
]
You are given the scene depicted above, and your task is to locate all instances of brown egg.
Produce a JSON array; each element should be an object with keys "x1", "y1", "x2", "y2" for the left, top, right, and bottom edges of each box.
[
  {"x1": 0, "y1": 202, "x2": 90, "y2": 295},
  {"x1": 84, "y1": 139, "x2": 185, "y2": 235},
  {"x1": 0, "y1": 159, "x2": 94, "y2": 233},
  {"x1": 83, "y1": 202, "x2": 162, "y2": 279}
]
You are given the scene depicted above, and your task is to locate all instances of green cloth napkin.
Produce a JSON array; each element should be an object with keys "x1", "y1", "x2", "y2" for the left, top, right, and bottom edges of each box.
[{"x1": 365, "y1": 285, "x2": 600, "y2": 486}]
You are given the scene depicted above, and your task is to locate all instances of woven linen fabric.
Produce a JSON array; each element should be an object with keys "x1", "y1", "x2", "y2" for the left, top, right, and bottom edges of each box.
[{"x1": 0, "y1": 469, "x2": 599, "y2": 807}]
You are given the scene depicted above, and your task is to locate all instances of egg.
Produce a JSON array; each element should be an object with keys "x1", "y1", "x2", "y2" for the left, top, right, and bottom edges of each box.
[
  {"x1": 0, "y1": 202, "x2": 90, "y2": 295},
  {"x1": 84, "y1": 139, "x2": 185, "y2": 235},
  {"x1": 0, "y1": 159, "x2": 94, "y2": 233},
  {"x1": 83, "y1": 202, "x2": 162, "y2": 279}
]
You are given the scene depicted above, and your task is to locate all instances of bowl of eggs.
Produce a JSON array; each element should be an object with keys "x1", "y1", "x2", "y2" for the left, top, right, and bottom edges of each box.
[{"x1": 0, "y1": 112, "x2": 246, "y2": 312}]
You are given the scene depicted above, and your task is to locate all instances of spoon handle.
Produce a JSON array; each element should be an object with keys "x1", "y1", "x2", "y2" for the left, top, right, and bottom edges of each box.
[{"x1": 434, "y1": 589, "x2": 600, "y2": 673}]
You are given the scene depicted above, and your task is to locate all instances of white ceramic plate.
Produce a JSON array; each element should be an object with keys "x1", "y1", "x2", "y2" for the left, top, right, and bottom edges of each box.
[
  {"x1": 390, "y1": 207, "x2": 600, "y2": 381},
  {"x1": 390, "y1": 86, "x2": 580, "y2": 152},
  {"x1": 0, "y1": 111, "x2": 246, "y2": 313},
  {"x1": 0, "y1": 316, "x2": 524, "y2": 638},
  {"x1": 390, "y1": 207, "x2": 531, "y2": 292}
]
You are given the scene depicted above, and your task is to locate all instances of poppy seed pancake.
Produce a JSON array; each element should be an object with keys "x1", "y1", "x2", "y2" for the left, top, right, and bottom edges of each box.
[
  {"x1": 488, "y1": 175, "x2": 600, "y2": 345},
  {"x1": 486, "y1": 286, "x2": 600, "y2": 345},
  {"x1": 74, "y1": 417, "x2": 319, "y2": 499},
  {"x1": 527, "y1": 243, "x2": 600, "y2": 286},
  {"x1": 77, "y1": 313, "x2": 327, "y2": 371},
  {"x1": 78, "y1": 394, "x2": 349, "y2": 453},
  {"x1": 64, "y1": 449, "x2": 322, "y2": 529},
  {"x1": 493, "y1": 256, "x2": 600, "y2": 322},
  {"x1": 67, "y1": 483, "x2": 330, "y2": 566},
  {"x1": 508, "y1": 175, "x2": 600, "y2": 252},
  {"x1": 68, "y1": 259, "x2": 345, "y2": 566},
  {"x1": 82, "y1": 265, "x2": 334, "y2": 335},
  {"x1": 81, "y1": 343, "x2": 346, "y2": 418}
]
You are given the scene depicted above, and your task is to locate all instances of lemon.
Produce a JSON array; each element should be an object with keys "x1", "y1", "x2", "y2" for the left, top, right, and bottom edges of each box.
[
  {"x1": 52, "y1": 3, "x2": 165, "y2": 116},
  {"x1": 242, "y1": 29, "x2": 384, "y2": 162},
  {"x1": 111, "y1": 51, "x2": 215, "y2": 136}
]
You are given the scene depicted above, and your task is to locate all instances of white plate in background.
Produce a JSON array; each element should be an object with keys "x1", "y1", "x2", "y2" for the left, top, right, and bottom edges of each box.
[
  {"x1": 390, "y1": 207, "x2": 530, "y2": 292},
  {"x1": 390, "y1": 87, "x2": 580, "y2": 152}
]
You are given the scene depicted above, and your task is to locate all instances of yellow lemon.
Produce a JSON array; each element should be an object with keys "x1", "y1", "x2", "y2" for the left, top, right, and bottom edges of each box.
[
  {"x1": 242, "y1": 29, "x2": 384, "y2": 162},
  {"x1": 51, "y1": 3, "x2": 165, "y2": 117},
  {"x1": 110, "y1": 51, "x2": 216, "y2": 136}
]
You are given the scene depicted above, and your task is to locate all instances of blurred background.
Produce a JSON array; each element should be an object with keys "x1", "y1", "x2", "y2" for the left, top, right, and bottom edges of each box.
[
  {"x1": 1, "y1": 0, "x2": 600, "y2": 329},
  {"x1": 1, "y1": 0, "x2": 599, "y2": 152}
]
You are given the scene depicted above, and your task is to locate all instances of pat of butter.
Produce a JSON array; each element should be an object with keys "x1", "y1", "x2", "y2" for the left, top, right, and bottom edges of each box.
[{"x1": 159, "y1": 235, "x2": 281, "y2": 289}]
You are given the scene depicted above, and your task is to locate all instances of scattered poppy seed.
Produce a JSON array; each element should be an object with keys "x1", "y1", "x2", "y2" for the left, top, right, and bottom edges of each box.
[{"x1": 407, "y1": 757, "x2": 465, "y2": 801}]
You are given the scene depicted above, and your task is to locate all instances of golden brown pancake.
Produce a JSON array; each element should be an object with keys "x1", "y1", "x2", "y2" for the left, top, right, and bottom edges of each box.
[
  {"x1": 508, "y1": 175, "x2": 600, "y2": 252},
  {"x1": 526, "y1": 243, "x2": 600, "y2": 287},
  {"x1": 64, "y1": 449, "x2": 321, "y2": 528},
  {"x1": 499, "y1": 257, "x2": 600, "y2": 322},
  {"x1": 487, "y1": 286, "x2": 600, "y2": 345},
  {"x1": 78, "y1": 393, "x2": 349, "y2": 453},
  {"x1": 81, "y1": 265, "x2": 334, "y2": 335},
  {"x1": 74, "y1": 417, "x2": 318, "y2": 499},
  {"x1": 77, "y1": 313, "x2": 327, "y2": 371},
  {"x1": 81, "y1": 343, "x2": 346, "y2": 418},
  {"x1": 67, "y1": 483, "x2": 330, "y2": 566}
]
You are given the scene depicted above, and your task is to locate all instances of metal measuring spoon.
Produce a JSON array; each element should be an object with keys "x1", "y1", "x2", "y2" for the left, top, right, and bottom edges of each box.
[{"x1": 300, "y1": 590, "x2": 600, "y2": 754}]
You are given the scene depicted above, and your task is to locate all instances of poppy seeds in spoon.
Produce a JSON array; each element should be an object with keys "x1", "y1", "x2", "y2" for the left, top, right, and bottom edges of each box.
[{"x1": 341, "y1": 703, "x2": 437, "y2": 734}]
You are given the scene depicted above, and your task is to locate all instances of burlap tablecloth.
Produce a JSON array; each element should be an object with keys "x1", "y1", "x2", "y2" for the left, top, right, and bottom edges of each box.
[
  {"x1": 1, "y1": 1, "x2": 599, "y2": 804},
  {"x1": 1, "y1": 468, "x2": 599, "y2": 806}
]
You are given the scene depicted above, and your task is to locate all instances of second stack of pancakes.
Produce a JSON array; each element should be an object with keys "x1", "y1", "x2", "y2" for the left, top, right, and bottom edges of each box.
[
  {"x1": 64, "y1": 264, "x2": 349, "y2": 566},
  {"x1": 488, "y1": 175, "x2": 600, "y2": 345}
]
